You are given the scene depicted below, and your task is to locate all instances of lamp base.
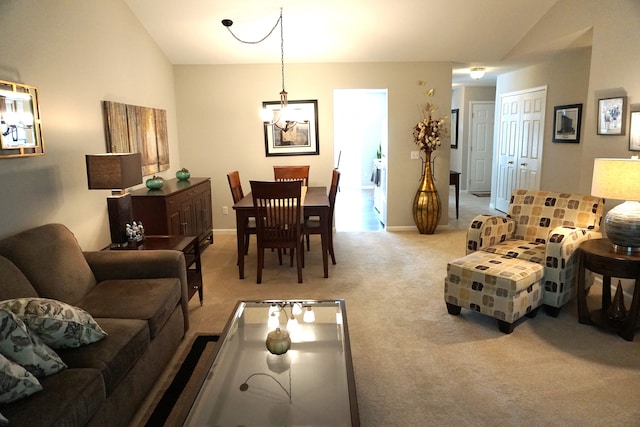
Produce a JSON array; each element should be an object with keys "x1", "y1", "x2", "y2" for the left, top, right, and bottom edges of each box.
[
  {"x1": 107, "y1": 193, "x2": 133, "y2": 245},
  {"x1": 605, "y1": 201, "x2": 640, "y2": 253}
]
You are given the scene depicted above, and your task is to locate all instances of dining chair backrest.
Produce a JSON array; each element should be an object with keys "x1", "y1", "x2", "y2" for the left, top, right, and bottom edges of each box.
[
  {"x1": 328, "y1": 169, "x2": 341, "y2": 223},
  {"x1": 250, "y1": 180, "x2": 303, "y2": 245},
  {"x1": 227, "y1": 171, "x2": 244, "y2": 203},
  {"x1": 273, "y1": 165, "x2": 310, "y2": 186}
]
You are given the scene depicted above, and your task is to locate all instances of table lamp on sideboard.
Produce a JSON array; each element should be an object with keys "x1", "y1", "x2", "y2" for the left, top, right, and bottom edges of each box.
[
  {"x1": 85, "y1": 153, "x2": 142, "y2": 248},
  {"x1": 591, "y1": 157, "x2": 640, "y2": 253}
]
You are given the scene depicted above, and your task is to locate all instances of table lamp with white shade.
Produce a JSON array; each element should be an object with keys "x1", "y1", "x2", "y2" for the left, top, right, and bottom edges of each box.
[{"x1": 591, "y1": 157, "x2": 640, "y2": 252}]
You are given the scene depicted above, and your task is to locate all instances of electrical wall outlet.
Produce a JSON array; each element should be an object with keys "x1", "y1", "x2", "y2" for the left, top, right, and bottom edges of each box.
[
  {"x1": 410, "y1": 151, "x2": 420, "y2": 160},
  {"x1": 222, "y1": 206, "x2": 229, "y2": 215}
]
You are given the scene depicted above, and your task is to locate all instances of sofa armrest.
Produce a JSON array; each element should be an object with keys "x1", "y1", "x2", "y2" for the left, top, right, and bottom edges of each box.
[
  {"x1": 543, "y1": 227, "x2": 603, "y2": 307},
  {"x1": 83, "y1": 250, "x2": 189, "y2": 332},
  {"x1": 466, "y1": 215, "x2": 516, "y2": 254}
]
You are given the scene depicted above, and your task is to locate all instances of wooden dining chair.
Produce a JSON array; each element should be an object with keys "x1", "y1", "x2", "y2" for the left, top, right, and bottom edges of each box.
[
  {"x1": 250, "y1": 180, "x2": 305, "y2": 284},
  {"x1": 227, "y1": 171, "x2": 256, "y2": 258},
  {"x1": 273, "y1": 165, "x2": 310, "y2": 186},
  {"x1": 304, "y1": 169, "x2": 341, "y2": 264}
]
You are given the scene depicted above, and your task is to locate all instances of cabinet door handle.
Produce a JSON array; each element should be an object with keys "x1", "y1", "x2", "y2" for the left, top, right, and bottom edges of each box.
[
  {"x1": 507, "y1": 161, "x2": 514, "y2": 165},
  {"x1": 520, "y1": 163, "x2": 527, "y2": 167}
]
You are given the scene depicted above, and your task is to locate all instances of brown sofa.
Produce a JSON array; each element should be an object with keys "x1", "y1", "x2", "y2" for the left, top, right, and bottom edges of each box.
[{"x1": 0, "y1": 223, "x2": 189, "y2": 426}]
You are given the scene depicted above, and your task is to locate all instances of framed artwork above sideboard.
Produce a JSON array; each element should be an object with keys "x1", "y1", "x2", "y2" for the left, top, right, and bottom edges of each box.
[{"x1": 103, "y1": 100, "x2": 170, "y2": 175}]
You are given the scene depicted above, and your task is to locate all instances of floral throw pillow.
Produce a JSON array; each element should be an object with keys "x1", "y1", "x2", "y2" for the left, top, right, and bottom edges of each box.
[
  {"x1": 0, "y1": 352, "x2": 42, "y2": 403},
  {"x1": 0, "y1": 298, "x2": 107, "y2": 349},
  {"x1": 0, "y1": 308, "x2": 66, "y2": 378}
]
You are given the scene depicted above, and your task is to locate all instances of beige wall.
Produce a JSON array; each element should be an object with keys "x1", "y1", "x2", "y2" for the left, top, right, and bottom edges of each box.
[
  {"x1": 451, "y1": 85, "x2": 496, "y2": 191},
  {"x1": 502, "y1": 0, "x2": 640, "y2": 199},
  {"x1": 495, "y1": 47, "x2": 592, "y2": 194},
  {"x1": 0, "y1": 0, "x2": 637, "y2": 247},
  {"x1": 175, "y1": 62, "x2": 452, "y2": 231},
  {"x1": 0, "y1": 0, "x2": 180, "y2": 249}
]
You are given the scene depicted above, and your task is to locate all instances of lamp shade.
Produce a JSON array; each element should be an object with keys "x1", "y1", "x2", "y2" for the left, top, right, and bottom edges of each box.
[
  {"x1": 591, "y1": 158, "x2": 640, "y2": 201},
  {"x1": 86, "y1": 153, "x2": 142, "y2": 190},
  {"x1": 592, "y1": 157, "x2": 640, "y2": 251}
]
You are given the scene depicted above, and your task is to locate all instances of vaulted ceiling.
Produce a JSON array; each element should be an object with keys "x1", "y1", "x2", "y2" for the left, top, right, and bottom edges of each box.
[{"x1": 124, "y1": 0, "x2": 562, "y2": 85}]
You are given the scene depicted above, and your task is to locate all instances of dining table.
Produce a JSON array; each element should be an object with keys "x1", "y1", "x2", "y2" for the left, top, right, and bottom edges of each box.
[{"x1": 232, "y1": 186, "x2": 331, "y2": 280}]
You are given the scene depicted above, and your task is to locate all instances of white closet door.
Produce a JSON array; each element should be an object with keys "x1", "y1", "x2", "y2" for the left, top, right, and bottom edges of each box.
[{"x1": 495, "y1": 88, "x2": 546, "y2": 212}]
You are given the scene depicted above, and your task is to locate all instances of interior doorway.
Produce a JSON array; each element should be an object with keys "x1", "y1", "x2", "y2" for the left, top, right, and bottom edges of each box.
[{"x1": 333, "y1": 89, "x2": 388, "y2": 231}]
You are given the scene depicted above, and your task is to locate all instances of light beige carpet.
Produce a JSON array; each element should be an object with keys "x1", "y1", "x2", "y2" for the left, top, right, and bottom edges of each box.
[{"x1": 133, "y1": 229, "x2": 640, "y2": 426}]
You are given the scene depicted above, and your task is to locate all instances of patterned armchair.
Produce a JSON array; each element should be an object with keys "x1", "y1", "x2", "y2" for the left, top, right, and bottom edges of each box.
[{"x1": 466, "y1": 189, "x2": 604, "y2": 315}]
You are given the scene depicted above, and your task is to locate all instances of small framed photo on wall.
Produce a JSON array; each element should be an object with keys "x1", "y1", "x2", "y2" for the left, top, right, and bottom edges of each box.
[
  {"x1": 597, "y1": 96, "x2": 626, "y2": 135},
  {"x1": 630, "y1": 111, "x2": 640, "y2": 151},
  {"x1": 552, "y1": 104, "x2": 582, "y2": 143}
]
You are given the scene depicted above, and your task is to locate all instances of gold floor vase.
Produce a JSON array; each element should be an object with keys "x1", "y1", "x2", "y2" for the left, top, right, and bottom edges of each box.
[{"x1": 413, "y1": 151, "x2": 441, "y2": 234}]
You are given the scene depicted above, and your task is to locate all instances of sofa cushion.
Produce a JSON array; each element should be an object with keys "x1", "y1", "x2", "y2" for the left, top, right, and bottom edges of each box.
[
  {"x1": 0, "y1": 224, "x2": 97, "y2": 305},
  {"x1": 0, "y1": 308, "x2": 66, "y2": 378},
  {"x1": 0, "y1": 298, "x2": 108, "y2": 349},
  {"x1": 0, "y1": 352, "x2": 42, "y2": 403},
  {"x1": 1, "y1": 368, "x2": 105, "y2": 427},
  {"x1": 0, "y1": 256, "x2": 38, "y2": 301},
  {"x1": 56, "y1": 317, "x2": 149, "y2": 395},
  {"x1": 76, "y1": 278, "x2": 181, "y2": 338}
]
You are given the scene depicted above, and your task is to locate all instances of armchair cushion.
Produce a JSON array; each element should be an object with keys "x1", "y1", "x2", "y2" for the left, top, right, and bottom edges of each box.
[
  {"x1": 481, "y1": 239, "x2": 545, "y2": 264},
  {"x1": 507, "y1": 190, "x2": 603, "y2": 243}
]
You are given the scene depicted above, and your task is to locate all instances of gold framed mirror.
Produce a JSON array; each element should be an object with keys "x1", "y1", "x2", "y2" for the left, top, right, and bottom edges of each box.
[{"x1": 0, "y1": 80, "x2": 44, "y2": 158}]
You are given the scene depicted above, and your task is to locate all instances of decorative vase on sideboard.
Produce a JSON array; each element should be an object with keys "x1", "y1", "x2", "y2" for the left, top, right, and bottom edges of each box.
[{"x1": 412, "y1": 151, "x2": 441, "y2": 234}]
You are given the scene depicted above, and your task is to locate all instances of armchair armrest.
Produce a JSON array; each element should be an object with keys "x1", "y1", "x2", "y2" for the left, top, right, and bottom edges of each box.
[
  {"x1": 84, "y1": 250, "x2": 189, "y2": 331},
  {"x1": 543, "y1": 226, "x2": 603, "y2": 308},
  {"x1": 546, "y1": 227, "x2": 602, "y2": 266},
  {"x1": 466, "y1": 215, "x2": 516, "y2": 254}
]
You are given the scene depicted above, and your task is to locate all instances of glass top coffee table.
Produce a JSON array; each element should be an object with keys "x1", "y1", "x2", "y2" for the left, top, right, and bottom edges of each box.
[{"x1": 169, "y1": 299, "x2": 359, "y2": 426}]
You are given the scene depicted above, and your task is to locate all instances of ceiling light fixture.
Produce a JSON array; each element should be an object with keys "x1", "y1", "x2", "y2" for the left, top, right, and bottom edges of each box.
[
  {"x1": 469, "y1": 67, "x2": 486, "y2": 80},
  {"x1": 222, "y1": 8, "x2": 294, "y2": 129}
]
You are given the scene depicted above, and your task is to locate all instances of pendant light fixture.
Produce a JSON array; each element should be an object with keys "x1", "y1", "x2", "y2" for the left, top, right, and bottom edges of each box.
[{"x1": 222, "y1": 8, "x2": 293, "y2": 128}]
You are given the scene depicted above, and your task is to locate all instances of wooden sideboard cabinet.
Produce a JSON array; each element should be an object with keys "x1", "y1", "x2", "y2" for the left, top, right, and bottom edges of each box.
[{"x1": 130, "y1": 177, "x2": 213, "y2": 250}]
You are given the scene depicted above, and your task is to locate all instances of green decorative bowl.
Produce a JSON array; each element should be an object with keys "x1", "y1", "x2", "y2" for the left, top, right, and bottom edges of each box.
[
  {"x1": 176, "y1": 169, "x2": 190, "y2": 181},
  {"x1": 145, "y1": 176, "x2": 164, "y2": 190}
]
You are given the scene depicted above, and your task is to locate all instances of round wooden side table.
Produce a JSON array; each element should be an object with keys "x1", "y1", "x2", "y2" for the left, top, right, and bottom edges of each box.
[{"x1": 575, "y1": 238, "x2": 640, "y2": 341}]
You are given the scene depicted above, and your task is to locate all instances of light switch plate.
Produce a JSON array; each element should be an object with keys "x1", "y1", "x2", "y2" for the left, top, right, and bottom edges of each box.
[{"x1": 410, "y1": 151, "x2": 420, "y2": 160}]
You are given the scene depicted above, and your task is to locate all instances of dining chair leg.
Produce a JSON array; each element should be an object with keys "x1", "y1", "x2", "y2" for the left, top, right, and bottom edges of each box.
[
  {"x1": 244, "y1": 234, "x2": 250, "y2": 255},
  {"x1": 296, "y1": 245, "x2": 303, "y2": 283},
  {"x1": 289, "y1": 247, "x2": 294, "y2": 267},
  {"x1": 257, "y1": 248, "x2": 264, "y2": 284},
  {"x1": 329, "y1": 235, "x2": 336, "y2": 265},
  {"x1": 277, "y1": 249, "x2": 283, "y2": 265},
  {"x1": 306, "y1": 234, "x2": 310, "y2": 251}
]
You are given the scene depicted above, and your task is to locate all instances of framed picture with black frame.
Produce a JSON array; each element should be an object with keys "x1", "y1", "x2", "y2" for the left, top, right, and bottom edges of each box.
[
  {"x1": 450, "y1": 108, "x2": 459, "y2": 149},
  {"x1": 597, "y1": 96, "x2": 626, "y2": 135},
  {"x1": 552, "y1": 104, "x2": 582, "y2": 143},
  {"x1": 262, "y1": 99, "x2": 319, "y2": 157}
]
